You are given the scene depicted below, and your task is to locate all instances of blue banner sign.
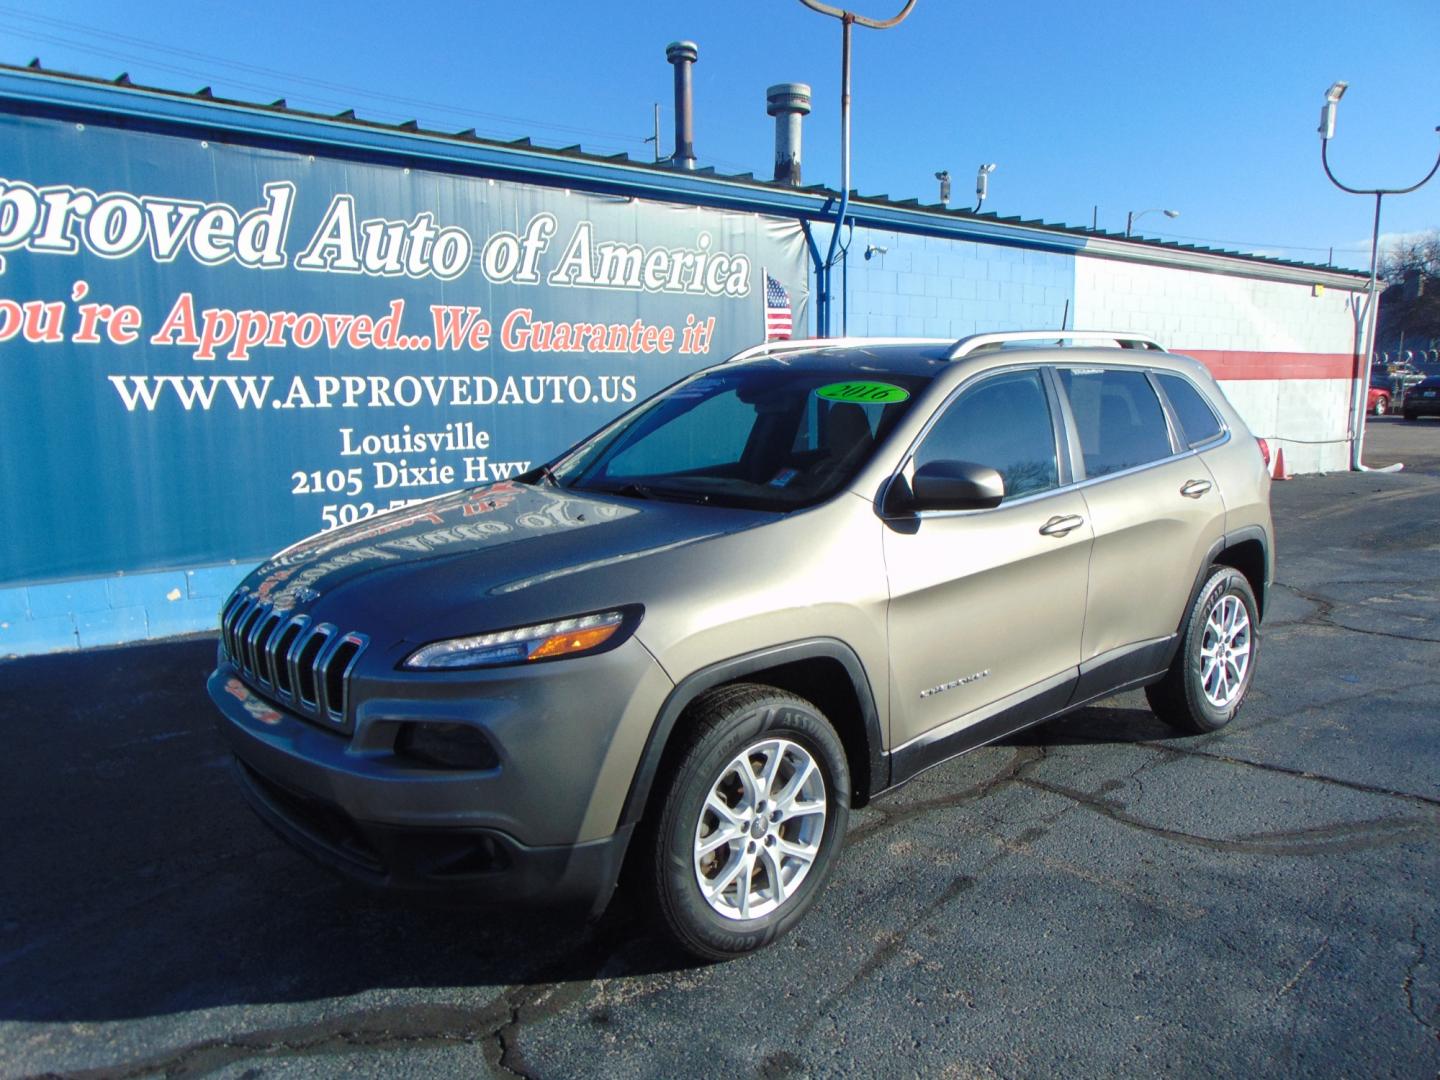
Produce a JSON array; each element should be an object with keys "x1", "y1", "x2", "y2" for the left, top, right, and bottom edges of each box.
[{"x1": 0, "y1": 114, "x2": 809, "y2": 585}]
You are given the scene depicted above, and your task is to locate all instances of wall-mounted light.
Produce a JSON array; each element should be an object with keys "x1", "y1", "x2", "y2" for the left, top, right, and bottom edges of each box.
[
  {"x1": 864, "y1": 244, "x2": 889, "y2": 260},
  {"x1": 975, "y1": 163, "x2": 997, "y2": 212}
]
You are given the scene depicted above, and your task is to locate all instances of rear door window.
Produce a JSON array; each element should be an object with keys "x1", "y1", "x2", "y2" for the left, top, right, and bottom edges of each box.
[
  {"x1": 1058, "y1": 367, "x2": 1175, "y2": 479},
  {"x1": 914, "y1": 369, "x2": 1059, "y2": 500},
  {"x1": 1155, "y1": 373, "x2": 1224, "y2": 447}
]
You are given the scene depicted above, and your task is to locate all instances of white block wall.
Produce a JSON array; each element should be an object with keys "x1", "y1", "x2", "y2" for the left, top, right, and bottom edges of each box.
[{"x1": 1074, "y1": 256, "x2": 1363, "y2": 473}]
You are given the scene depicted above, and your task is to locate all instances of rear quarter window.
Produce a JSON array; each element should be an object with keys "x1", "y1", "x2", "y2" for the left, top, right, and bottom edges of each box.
[{"x1": 1156, "y1": 373, "x2": 1224, "y2": 446}]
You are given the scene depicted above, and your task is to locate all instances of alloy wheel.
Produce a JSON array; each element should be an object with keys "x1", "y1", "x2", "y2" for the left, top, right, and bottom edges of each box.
[
  {"x1": 1200, "y1": 594, "x2": 1252, "y2": 708},
  {"x1": 692, "y1": 738, "x2": 826, "y2": 920}
]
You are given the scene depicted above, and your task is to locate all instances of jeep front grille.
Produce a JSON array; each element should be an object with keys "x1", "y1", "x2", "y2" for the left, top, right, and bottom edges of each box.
[{"x1": 220, "y1": 593, "x2": 367, "y2": 729}]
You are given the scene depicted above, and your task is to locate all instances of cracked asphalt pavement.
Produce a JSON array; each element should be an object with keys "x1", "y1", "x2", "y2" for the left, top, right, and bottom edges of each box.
[{"x1": 2, "y1": 420, "x2": 1438, "y2": 1078}]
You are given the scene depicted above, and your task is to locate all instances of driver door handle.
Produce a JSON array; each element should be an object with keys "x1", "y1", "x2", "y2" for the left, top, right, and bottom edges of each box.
[
  {"x1": 1180, "y1": 479, "x2": 1212, "y2": 498},
  {"x1": 1039, "y1": 514, "x2": 1085, "y2": 537}
]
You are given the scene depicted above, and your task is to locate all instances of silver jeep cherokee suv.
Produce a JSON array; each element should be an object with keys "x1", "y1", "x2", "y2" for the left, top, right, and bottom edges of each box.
[{"x1": 209, "y1": 330, "x2": 1273, "y2": 959}]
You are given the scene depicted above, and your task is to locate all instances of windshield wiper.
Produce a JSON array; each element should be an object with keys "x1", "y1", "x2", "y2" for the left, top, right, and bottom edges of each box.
[
  {"x1": 599, "y1": 481, "x2": 711, "y2": 505},
  {"x1": 517, "y1": 462, "x2": 563, "y2": 487}
]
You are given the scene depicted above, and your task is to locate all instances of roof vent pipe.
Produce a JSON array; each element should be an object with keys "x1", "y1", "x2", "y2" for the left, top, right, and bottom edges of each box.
[
  {"x1": 767, "y1": 83, "x2": 811, "y2": 186},
  {"x1": 666, "y1": 41, "x2": 699, "y2": 170}
]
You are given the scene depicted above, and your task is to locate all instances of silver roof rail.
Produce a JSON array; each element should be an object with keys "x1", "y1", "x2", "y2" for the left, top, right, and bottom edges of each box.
[
  {"x1": 725, "y1": 336, "x2": 949, "y2": 363},
  {"x1": 946, "y1": 330, "x2": 1166, "y2": 360}
]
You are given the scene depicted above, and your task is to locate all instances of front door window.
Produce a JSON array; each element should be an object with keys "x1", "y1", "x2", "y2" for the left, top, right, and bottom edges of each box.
[{"x1": 913, "y1": 369, "x2": 1059, "y2": 499}]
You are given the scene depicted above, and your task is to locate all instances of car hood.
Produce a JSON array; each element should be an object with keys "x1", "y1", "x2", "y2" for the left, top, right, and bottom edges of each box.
[{"x1": 237, "y1": 481, "x2": 773, "y2": 640}]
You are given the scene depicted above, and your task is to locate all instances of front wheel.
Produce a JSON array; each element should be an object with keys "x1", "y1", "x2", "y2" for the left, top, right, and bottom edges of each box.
[
  {"x1": 1404, "y1": 410, "x2": 1419, "y2": 421},
  {"x1": 1373, "y1": 395, "x2": 1389, "y2": 417},
  {"x1": 647, "y1": 684, "x2": 850, "y2": 961},
  {"x1": 1146, "y1": 566, "x2": 1260, "y2": 734}
]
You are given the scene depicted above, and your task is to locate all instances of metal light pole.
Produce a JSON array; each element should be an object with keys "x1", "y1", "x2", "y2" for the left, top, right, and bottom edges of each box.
[
  {"x1": 1318, "y1": 80, "x2": 1440, "y2": 471},
  {"x1": 797, "y1": 0, "x2": 917, "y2": 336},
  {"x1": 1126, "y1": 208, "x2": 1179, "y2": 237}
]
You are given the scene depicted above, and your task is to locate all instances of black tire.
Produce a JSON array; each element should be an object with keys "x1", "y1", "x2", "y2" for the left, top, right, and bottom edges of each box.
[
  {"x1": 647, "y1": 683, "x2": 850, "y2": 961},
  {"x1": 1403, "y1": 411, "x2": 1418, "y2": 421},
  {"x1": 1146, "y1": 565, "x2": 1260, "y2": 734},
  {"x1": 1373, "y1": 396, "x2": 1389, "y2": 417}
]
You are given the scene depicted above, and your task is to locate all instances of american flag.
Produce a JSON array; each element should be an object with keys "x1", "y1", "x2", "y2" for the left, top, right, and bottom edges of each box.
[{"x1": 764, "y1": 272, "x2": 793, "y2": 341}]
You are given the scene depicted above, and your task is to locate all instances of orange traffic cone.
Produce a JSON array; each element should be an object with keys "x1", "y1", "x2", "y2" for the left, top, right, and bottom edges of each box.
[{"x1": 1272, "y1": 446, "x2": 1292, "y2": 481}]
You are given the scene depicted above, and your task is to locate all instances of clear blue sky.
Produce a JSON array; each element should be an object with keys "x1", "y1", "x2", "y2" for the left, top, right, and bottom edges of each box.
[{"x1": 4, "y1": 1, "x2": 1437, "y2": 271}]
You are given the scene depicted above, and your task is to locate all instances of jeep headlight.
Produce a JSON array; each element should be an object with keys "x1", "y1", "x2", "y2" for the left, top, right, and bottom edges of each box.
[{"x1": 403, "y1": 609, "x2": 633, "y2": 670}]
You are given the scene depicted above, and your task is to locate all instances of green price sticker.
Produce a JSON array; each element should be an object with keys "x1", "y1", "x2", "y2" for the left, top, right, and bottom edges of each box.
[{"x1": 815, "y1": 380, "x2": 910, "y2": 404}]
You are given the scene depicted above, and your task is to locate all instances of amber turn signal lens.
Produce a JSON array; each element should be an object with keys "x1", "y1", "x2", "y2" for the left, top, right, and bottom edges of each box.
[{"x1": 528, "y1": 623, "x2": 622, "y2": 660}]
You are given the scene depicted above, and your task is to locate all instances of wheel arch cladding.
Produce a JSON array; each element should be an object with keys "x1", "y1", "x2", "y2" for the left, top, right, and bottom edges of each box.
[
  {"x1": 716, "y1": 656, "x2": 878, "y2": 807},
  {"x1": 1213, "y1": 537, "x2": 1268, "y2": 620},
  {"x1": 619, "y1": 640, "x2": 886, "y2": 837}
]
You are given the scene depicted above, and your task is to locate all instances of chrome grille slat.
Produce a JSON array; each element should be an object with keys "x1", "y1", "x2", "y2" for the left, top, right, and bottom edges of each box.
[
  {"x1": 220, "y1": 594, "x2": 367, "y2": 731},
  {"x1": 285, "y1": 615, "x2": 315, "y2": 706},
  {"x1": 233, "y1": 600, "x2": 264, "y2": 677},
  {"x1": 321, "y1": 633, "x2": 368, "y2": 723},
  {"x1": 270, "y1": 618, "x2": 306, "y2": 699},
  {"x1": 294, "y1": 623, "x2": 334, "y2": 711},
  {"x1": 313, "y1": 632, "x2": 345, "y2": 719},
  {"x1": 220, "y1": 593, "x2": 247, "y2": 658},
  {"x1": 242, "y1": 603, "x2": 270, "y2": 677},
  {"x1": 248, "y1": 608, "x2": 282, "y2": 686},
  {"x1": 222, "y1": 594, "x2": 254, "y2": 663}
]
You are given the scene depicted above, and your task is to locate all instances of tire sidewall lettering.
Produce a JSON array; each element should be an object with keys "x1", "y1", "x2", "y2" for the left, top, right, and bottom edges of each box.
[{"x1": 656, "y1": 688, "x2": 851, "y2": 957}]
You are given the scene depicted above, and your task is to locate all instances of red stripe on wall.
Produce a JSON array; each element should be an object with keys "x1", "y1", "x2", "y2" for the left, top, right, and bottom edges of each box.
[{"x1": 1179, "y1": 349, "x2": 1356, "y2": 381}]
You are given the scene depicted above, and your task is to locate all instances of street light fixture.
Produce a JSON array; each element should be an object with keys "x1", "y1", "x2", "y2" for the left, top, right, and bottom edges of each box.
[
  {"x1": 1318, "y1": 81, "x2": 1440, "y2": 471},
  {"x1": 935, "y1": 170, "x2": 951, "y2": 206},
  {"x1": 1319, "y1": 80, "x2": 1347, "y2": 140},
  {"x1": 1126, "y1": 208, "x2": 1179, "y2": 237},
  {"x1": 975, "y1": 163, "x2": 996, "y2": 212}
]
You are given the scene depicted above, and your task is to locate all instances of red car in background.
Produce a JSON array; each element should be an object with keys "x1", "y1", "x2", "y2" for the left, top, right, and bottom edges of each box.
[{"x1": 1368, "y1": 380, "x2": 1392, "y2": 416}]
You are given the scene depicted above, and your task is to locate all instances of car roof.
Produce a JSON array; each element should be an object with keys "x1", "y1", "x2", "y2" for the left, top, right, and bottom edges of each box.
[
  {"x1": 728, "y1": 341, "x2": 956, "y2": 377},
  {"x1": 726, "y1": 334, "x2": 1212, "y2": 383}
]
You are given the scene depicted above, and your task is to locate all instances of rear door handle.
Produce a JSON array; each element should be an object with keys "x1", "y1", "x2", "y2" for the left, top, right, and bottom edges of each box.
[
  {"x1": 1180, "y1": 479, "x2": 1212, "y2": 498},
  {"x1": 1039, "y1": 514, "x2": 1085, "y2": 537}
]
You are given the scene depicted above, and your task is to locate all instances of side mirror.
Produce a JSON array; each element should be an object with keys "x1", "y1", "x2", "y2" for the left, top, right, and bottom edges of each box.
[{"x1": 903, "y1": 459, "x2": 1005, "y2": 511}]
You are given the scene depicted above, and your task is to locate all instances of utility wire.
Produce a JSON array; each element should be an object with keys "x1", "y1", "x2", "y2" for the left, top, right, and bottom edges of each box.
[
  {"x1": 1142, "y1": 228, "x2": 1379, "y2": 263},
  {"x1": 22, "y1": 7, "x2": 1370, "y2": 224},
  {"x1": 0, "y1": 8, "x2": 648, "y2": 147},
  {"x1": 0, "y1": 12, "x2": 762, "y2": 173}
]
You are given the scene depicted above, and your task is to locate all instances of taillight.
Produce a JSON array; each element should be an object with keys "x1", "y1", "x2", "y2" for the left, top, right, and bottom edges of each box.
[{"x1": 1256, "y1": 437, "x2": 1271, "y2": 468}]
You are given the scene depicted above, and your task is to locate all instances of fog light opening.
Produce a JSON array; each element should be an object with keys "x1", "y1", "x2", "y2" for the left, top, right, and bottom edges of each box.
[{"x1": 395, "y1": 722, "x2": 500, "y2": 771}]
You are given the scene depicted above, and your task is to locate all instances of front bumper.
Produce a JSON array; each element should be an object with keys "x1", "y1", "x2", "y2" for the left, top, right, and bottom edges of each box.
[
  {"x1": 207, "y1": 634, "x2": 669, "y2": 909},
  {"x1": 232, "y1": 752, "x2": 631, "y2": 908}
]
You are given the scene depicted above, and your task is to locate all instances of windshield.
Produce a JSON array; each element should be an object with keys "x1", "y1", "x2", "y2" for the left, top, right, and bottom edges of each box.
[{"x1": 550, "y1": 363, "x2": 930, "y2": 510}]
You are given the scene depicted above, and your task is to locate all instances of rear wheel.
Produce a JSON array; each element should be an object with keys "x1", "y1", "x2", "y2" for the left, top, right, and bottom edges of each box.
[
  {"x1": 1373, "y1": 395, "x2": 1389, "y2": 416},
  {"x1": 1404, "y1": 410, "x2": 1419, "y2": 421},
  {"x1": 1146, "y1": 566, "x2": 1259, "y2": 734},
  {"x1": 647, "y1": 684, "x2": 850, "y2": 961}
]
